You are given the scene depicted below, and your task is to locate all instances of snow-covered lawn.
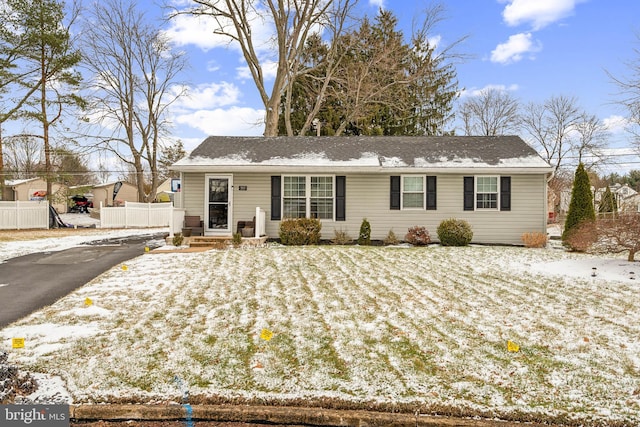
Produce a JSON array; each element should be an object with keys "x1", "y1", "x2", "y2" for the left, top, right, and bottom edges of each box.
[{"x1": 1, "y1": 237, "x2": 640, "y2": 425}]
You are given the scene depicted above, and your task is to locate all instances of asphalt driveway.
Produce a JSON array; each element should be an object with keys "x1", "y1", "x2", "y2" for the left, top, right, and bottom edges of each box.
[{"x1": 0, "y1": 233, "x2": 165, "y2": 328}]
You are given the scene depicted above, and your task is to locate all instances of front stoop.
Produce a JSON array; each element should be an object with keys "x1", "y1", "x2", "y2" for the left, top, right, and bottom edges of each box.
[{"x1": 189, "y1": 235, "x2": 269, "y2": 249}]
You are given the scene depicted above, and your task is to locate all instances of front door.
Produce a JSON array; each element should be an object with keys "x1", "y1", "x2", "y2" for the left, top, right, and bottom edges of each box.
[{"x1": 205, "y1": 175, "x2": 232, "y2": 234}]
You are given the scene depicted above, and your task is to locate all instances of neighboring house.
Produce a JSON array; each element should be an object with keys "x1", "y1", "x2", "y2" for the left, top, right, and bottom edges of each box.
[
  {"x1": 3, "y1": 177, "x2": 67, "y2": 213},
  {"x1": 92, "y1": 181, "x2": 139, "y2": 207},
  {"x1": 594, "y1": 183, "x2": 638, "y2": 212},
  {"x1": 171, "y1": 136, "x2": 553, "y2": 245},
  {"x1": 154, "y1": 178, "x2": 181, "y2": 204}
]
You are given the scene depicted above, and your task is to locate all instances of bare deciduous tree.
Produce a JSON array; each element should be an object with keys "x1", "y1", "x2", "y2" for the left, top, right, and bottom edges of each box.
[
  {"x1": 595, "y1": 213, "x2": 640, "y2": 261},
  {"x1": 82, "y1": 0, "x2": 186, "y2": 202},
  {"x1": 181, "y1": 0, "x2": 342, "y2": 137},
  {"x1": 520, "y1": 94, "x2": 581, "y2": 172},
  {"x1": 608, "y1": 32, "x2": 640, "y2": 145},
  {"x1": 573, "y1": 112, "x2": 609, "y2": 169},
  {"x1": 282, "y1": 0, "x2": 357, "y2": 136},
  {"x1": 459, "y1": 88, "x2": 519, "y2": 136}
]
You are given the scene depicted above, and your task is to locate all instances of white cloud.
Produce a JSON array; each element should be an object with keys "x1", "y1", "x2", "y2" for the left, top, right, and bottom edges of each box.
[
  {"x1": 501, "y1": 0, "x2": 581, "y2": 30},
  {"x1": 236, "y1": 59, "x2": 278, "y2": 81},
  {"x1": 174, "y1": 82, "x2": 241, "y2": 110},
  {"x1": 206, "y1": 60, "x2": 220, "y2": 72},
  {"x1": 490, "y1": 32, "x2": 541, "y2": 64},
  {"x1": 369, "y1": 0, "x2": 385, "y2": 9},
  {"x1": 163, "y1": 14, "x2": 232, "y2": 52},
  {"x1": 164, "y1": 6, "x2": 275, "y2": 56},
  {"x1": 460, "y1": 83, "x2": 520, "y2": 98},
  {"x1": 175, "y1": 107, "x2": 265, "y2": 136},
  {"x1": 603, "y1": 115, "x2": 629, "y2": 134}
]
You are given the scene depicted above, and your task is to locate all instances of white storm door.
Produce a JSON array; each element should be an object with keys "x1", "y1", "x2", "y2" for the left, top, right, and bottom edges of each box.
[{"x1": 205, "y1": 175, "x2": 232, "y2": 233}]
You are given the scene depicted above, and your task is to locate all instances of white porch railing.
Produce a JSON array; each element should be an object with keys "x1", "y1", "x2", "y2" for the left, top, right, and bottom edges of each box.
[
  {"x1": 100, "y1": 201, "x2": 173, "y2": 228},
  {"x1": 167, "y1": 206, "x2": 267, "y2": 238},
  {"x1": 0, "y1": 201, "x2": 49, "y2": 229},
  {"x1": 255, "y1": 206, "x2": 266, "y2": 238}
]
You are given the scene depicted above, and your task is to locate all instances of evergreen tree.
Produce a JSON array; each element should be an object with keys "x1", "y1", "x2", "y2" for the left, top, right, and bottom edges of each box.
[
  {"x1": 11, "y1": 0, "x2": 83, "y2": 200},
  {"x1": 278, "y1": 9, "x2": 458, "y2": 136},
  {"x1": 598, "y1": 185, "x2": 618, "y2": 214},
  {"x1": 562, "y1": 163, "x2": 596, "y2": 241}
]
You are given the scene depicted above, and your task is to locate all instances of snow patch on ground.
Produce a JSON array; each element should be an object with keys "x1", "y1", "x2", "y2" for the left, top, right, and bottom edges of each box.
[{"x1": 0, "y1": 230, "x2": 639, "y2": 424}]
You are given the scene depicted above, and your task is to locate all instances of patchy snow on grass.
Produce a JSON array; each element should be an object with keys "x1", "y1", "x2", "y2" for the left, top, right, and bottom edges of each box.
[
  {"x1": 1, "y1": 244, "x2": 639, "y2": 425},
  {"x1": 0, "y1": 224, "x2": 167, "y2": 262}
]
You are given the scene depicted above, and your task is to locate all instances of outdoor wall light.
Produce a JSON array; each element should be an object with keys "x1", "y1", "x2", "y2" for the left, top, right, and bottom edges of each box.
[
  {"x1": 630, "y1": 271, "x2": 635, "y2": 280},
  {"x1": 591, "y1": 267, "x2": 597, "y2": 277}
]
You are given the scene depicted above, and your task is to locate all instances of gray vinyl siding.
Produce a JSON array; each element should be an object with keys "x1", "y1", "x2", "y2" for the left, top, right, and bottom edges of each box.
[{"x1": 181, "y1": 172, "x2": 547, "y2": 245}]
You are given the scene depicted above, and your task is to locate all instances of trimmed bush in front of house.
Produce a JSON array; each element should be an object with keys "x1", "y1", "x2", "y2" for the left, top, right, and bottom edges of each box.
[
  {"x1": 357, "y1": 218, "x2": 371, "y2": 246},
  {"x1": 279, "y1": 218, "x2": 322, "y2": 245},
  {"x1": 437, "y1": 218, "x2": 473, "y2": 246},
  {"x1": 405, "y1": 226, "x2": 431, "y2": 246}
]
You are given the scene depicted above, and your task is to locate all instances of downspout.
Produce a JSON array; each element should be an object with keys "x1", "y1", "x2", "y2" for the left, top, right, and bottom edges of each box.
[{"x1": 546, "y1": 169, "x2": 556, "y2": 233}]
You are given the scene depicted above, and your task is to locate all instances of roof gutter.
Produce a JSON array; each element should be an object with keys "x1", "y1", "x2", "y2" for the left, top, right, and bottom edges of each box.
[{"x1": 171, "y1": 165, "x2": 554, "y2": 175}]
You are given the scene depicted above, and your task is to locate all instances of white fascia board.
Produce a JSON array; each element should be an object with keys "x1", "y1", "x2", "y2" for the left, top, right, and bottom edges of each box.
[{"x1": 172, "y1": 164, "x2": 554, "y2": 175}]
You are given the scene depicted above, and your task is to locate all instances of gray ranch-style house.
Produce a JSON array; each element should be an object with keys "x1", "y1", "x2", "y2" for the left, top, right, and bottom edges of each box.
[{"x1": 171, "y1": 135, "x2": 553, "y2": 245}]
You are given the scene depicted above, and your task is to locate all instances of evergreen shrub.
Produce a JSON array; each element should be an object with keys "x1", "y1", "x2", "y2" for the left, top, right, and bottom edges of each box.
[
  {"x1": 437, "y1": 218, "x2": 473, "y2": 246},
  {"x1": 358, "y1": 218, "x2": 371, "y2": 245},
  {"x1": 562, "y1": 163, "x2": 596, "y2": 242},
  {"x1": 279, "y1": 218, "x2": 322, "y2": 245}
]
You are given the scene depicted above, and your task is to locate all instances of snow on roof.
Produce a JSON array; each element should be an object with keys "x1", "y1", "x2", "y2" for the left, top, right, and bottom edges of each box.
[
  {"x1": 172, "y1": 135, "x2": 552, "y2": 172},
  {"x1": 6, "y1": 178, "x2": 40, "y2": 186}
]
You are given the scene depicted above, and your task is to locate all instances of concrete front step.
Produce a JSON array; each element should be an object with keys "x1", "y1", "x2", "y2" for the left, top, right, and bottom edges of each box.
[{"x1": 189, "y1": 235, "x2": 269, "y2": 248}]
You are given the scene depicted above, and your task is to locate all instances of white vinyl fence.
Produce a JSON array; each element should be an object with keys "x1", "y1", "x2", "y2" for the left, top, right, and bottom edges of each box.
[
  {"x1": 100, "y1": 202, "x2": 174, "y2": 228},
  {"x1": 0, "y1": 201, "x2": 49, "y2": 229}
]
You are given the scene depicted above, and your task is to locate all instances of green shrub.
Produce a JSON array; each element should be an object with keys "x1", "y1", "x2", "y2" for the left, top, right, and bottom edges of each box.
[
  {"x1": 383, "y1": 229, "x2": 400, "y2": 246},
  {"x1": 331, "y1": 228, "x2": 353, "y2": 245},
  {"x1": 562, "y1": 163, "x2": 596, "y2": 242},
  {"x1": 437, "y1": 218, "x2": 473, "y2": 246},
  {"x1": 279, "y1": 218, "x2": 322, "y2": 245},
  {"x1": 405, "y1": 226, "x2": 430, "y2": 246},
  {"x1": 232, "y1": 232, "x2": 242, "y2": 246},
  {"x1": 357, "y1": 218, "x2": 371, "y2": 245},
  {"x1": 172, "y1": 233, "x2": 184, "y2": 247}
]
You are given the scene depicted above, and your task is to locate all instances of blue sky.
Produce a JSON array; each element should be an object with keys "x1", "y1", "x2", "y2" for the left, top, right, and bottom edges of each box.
[{"x1": 153, "y1": 1, "x2": 639, "y2": 171}]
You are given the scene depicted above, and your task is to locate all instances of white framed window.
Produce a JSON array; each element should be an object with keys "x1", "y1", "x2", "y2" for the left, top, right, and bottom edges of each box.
[
  {"x1": 476, "y1": 176, "x2": 498, "y2": 209},
  {"x1": 402, "y1": 175, "x2": 424, "y2": 209},
  {"x1": 283, "y1": 175, "x2": 334, "y2": 219}
]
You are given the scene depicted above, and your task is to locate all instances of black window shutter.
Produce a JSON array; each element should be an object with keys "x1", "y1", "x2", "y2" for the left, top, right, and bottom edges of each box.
[
  {"x1": 335, "y1": 176, "x2": 346, "y2": 221},
  {"x1": 500, "y1": 176, "x2": 511, "y2": 211},
  {"x1": 390, "y1": 176, "x2": 401, "y2": 210},
  {"x1": 271, "y1": 176, "x2": 281, "y2": 220},
  {"x1": 463, "y1": 176, "x2": 474, "y2": 211},
  {"x1": 426, "y1": 176, "x2": 437, "y2": 210}
]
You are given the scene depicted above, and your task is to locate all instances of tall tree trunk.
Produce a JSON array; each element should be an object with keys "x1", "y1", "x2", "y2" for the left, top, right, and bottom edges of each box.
[
  {"x1": 40, "y1": 49, "x2": 52, "y2": 202},
  {"x1": 263, "y1": 97, "x2": 281, "y2": 137}
]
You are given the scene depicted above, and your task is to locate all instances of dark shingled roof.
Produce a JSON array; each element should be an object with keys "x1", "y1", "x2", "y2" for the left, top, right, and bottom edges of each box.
[{"x1": 177, "y1": 135, "x2": 550, "y2": 169}]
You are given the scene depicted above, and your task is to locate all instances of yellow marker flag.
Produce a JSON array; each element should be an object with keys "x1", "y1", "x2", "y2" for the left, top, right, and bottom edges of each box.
[
  {"x1": 12, "y1": 338, "x2": 25, "y2": 349},
  {"x1": 85, "y1": 297, "x2": 93, "y2": 306},
  {"x1": 144, "y1": 246, "x2": 150, "y2": 253},
  {"x1": 260, "y1": 328, "x2": 274, "y2": 341},
  {"x1": 507, "y1": 340, "x2": 520, "y2": 352},
  {"x1": 121, "y1": 265, "x2": 128, "y2": 271}
]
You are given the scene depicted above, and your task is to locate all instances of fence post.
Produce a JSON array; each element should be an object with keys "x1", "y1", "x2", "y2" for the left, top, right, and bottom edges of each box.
[
  {"x1": 124, "y1": 201, "x2": 128, "y2": 228},
  {"x1": 169, "y1": 203, "x2": 174, "y2": 237},
  {"x1": 100, "y1": 202, "x2": 104, "y2": 228},
  {"x1": 15, "y1": 200, "x2": 20, "y2": 230}
]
